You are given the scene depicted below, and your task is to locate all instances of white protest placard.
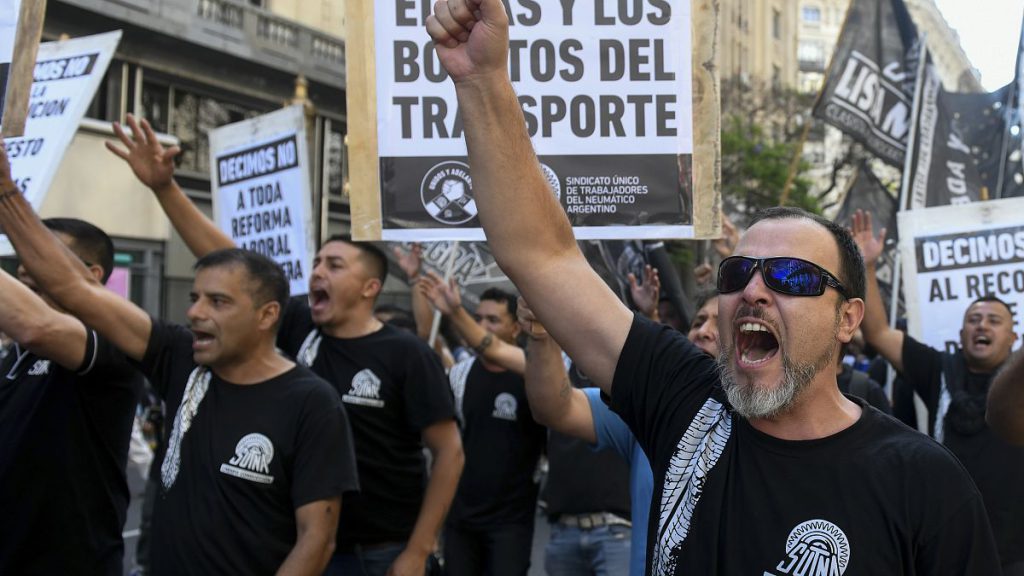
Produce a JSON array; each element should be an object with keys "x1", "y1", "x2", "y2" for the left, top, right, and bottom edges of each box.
[
  {"x1": 899, "y1": 197, "x2": 1024, "y2": 353},
  {"x1": 349, "y1": 0, "x2": 719, "y2": 241},
  {"x1": 0, "y1": 0, "x2": 18, "y2": 124},
  {"x1": 1, "y1": 30, "x2": 122, "y2": 255},
  {"x1": 210, "y1": 105, "x2": 314, "y2": 296}
]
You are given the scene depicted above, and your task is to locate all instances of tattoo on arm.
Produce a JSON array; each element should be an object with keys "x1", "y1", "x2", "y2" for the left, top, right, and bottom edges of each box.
[{"x1": 473, "y1": 333, "x2": 494, "y2": 354}]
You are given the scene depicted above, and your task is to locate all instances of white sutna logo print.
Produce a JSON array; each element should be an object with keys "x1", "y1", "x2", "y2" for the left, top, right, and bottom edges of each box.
[
  {"x1": 768, "y1": 519, "x2": 851, "y2": 576},
  {"x1": 220, "y1": 433, "x2": 275, "y2": 484},
  {"x1": 343, "y1": 369, "x2": 385, "y2": 408},
  {"x1": 492, "y1": 392, "x2": 518, "y2": 421}
]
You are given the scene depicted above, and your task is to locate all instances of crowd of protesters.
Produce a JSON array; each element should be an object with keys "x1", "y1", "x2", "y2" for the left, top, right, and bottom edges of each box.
[{"x1": 1, "y1": 1, "x2": 1023, "y2": 574}]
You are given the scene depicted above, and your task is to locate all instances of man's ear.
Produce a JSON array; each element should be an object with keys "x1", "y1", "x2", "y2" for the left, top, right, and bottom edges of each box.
[
  {"x1": 257, "y1": 301, "x2": 281, "y2": 332},
  {"x1": 837, "y1": 298, "x2": 865, "y2": 344},
  {"x1": 362, "y1": 278, "x2": 383, "y2": 300},
  {"x1": 89, "y1": 264, "x2": 106, "y2": 285}
]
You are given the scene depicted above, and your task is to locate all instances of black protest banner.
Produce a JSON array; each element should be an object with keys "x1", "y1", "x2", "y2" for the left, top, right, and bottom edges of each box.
[
  {"x1": 813, "y1": 0, "x2": 919, "y2": 167},
  {"x1": 834, "y1": 164, "x2": 902, "y2": 314},
  {"x1": 907, "y1": 60, "x2": 995, "y2": 209}
]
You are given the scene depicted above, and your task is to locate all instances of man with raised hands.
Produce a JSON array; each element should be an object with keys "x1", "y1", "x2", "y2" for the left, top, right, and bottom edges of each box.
[
  {"x1": 425, "y1": 2, "x2": 999, "y2": 573},
  {"x1": 853, "y1": 209, "x2": 1024, "y2": 574},
  {"x1": 102, "y1": 114, "x2": 464, "y2": 576},
  {"x1": 0, "y1": 211, "x2": 139, "y2": 575},
  {"x1": 0, "y1": 140, "x2": 358, "y2": 575}
]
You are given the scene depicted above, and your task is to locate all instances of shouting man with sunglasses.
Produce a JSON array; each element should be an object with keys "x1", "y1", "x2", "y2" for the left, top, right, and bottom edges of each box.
[{"x1": 426, "y1": 1, "x2": 999, "y2": 573}]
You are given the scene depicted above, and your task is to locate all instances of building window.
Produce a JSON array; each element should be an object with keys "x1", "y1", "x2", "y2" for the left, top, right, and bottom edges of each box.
[
  {"x1": 798, "y1": 41, "x2": 826, "y2": 72},
  {"x1": 773, "y1": 8, "x2": 782, "y2": 39},
  {"x1": 802, "y1": 5, "x2": 821, "y2": 23},
  {"x1": 772, "y1": 64, "x2": 782, "y2": 91},
  {"x1": 140, "y1": 79, "x2": 272, "y2": 176}
]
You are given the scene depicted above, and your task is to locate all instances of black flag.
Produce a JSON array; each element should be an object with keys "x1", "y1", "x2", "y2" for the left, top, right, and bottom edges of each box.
[
  {"x1": 834, "y1": 164, "x2": 902, "y2": 314},
  {"x1": 813, "y1": 0, "x2": 919, "y2": 166},
  {"x1": 907, "y1": 60, "x2": 1002, "y2": 208}
]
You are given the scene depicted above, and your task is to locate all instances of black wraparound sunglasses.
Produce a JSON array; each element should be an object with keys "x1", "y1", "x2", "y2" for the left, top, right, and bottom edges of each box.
[{"x1": 717, "y1": 256, "x2": 850, "y2": 299}]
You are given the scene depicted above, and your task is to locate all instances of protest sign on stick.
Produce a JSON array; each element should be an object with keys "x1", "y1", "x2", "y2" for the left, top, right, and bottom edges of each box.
[
  {"x1": 347, "y1": 0, "x2": 721, "y2": 241},
  {"x1": 899, "y1": 197, "x2": 1024, "y2": 354},
  {"x1": 1, "y1": 0, "x2": 45, "y2": 138},
  {"x1": 209, "y1": 105, "x2": 315, "y2": 296},
  {"x1": 1, "y1": 30, "x2": 122, "y2": 255}
]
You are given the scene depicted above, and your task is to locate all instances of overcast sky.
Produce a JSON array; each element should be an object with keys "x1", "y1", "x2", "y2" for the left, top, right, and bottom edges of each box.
[{"x1": 934, "y1": 0, "x2": 1024, "y2": 90}]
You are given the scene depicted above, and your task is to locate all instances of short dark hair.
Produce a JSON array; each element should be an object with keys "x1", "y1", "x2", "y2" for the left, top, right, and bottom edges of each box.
[
  {"x1": 42, "y1": 218, "x2": 115, "y2": 283},
  {"x1": 480, "y1": 287, "x2": 518, "y2": 318},
  {"x1": 322, "y1": 234, "x2": 388, "y2": 285},
  {"x1": 194, "y1": 249, "x2": 289, "y2": 315},
  {"x1": 967, "y1": 295, "x2": 1014, "y2": 318},
  {"x1": 749, "y1": 207, "x2": 866, "y2": 301}
]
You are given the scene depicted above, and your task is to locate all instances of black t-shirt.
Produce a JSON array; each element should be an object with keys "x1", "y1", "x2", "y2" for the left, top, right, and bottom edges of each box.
[
  {"x1": 447, "y1": 358, "x2": 546, "y2": 527},
  {"x1": 0, "y1": 330, "x2": 138, "y2": 576},
  {"x1": 544, "y1": 360, "x2": 631, "y2": 520},
  {"x1": 278, "y1": 297, "x2": 456, "y2": 545},
  {"x1": 611, "y1": 315, "x2": 1000, "y2": 575},
  {"x1": 901, "y1": 335, "x2": 1024, "y2": 566},
  {"x1": 140, "y1": 320, "x2": 358, "y2": 575}
]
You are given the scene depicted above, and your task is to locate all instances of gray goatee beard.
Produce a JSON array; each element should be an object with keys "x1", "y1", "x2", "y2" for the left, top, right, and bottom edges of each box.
[{"x1": 717, "y1": 339, "x2": 835, "y2": 420}]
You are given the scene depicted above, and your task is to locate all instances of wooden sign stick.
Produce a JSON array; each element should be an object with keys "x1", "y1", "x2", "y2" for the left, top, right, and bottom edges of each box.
[{"x1": 2, "y1": 0, "x2": 46, "y2": 139}]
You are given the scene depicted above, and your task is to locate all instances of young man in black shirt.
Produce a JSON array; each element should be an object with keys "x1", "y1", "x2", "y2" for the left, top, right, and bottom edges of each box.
[
  {"x1": 419, "y1": 272, "x2": 635, "y2": 576},
  {"x1": 277, "y1": 237, "x2": 464, "y2": 576},
  {"x1": 424, "y1": 4, "x2": 1000, "y2": 573},
  {"x1": 0, "y1": 145, "x2": 358, "y2": 575},
  {"x1": 428, "y1": 285, "x2": 545, "y2": 576},
  {"x1": 854, "y1": 210, "x2": 1024, "y2": 574},
  {"x1": 0, "y1": 216, "x2": 138, "y2": 575}
]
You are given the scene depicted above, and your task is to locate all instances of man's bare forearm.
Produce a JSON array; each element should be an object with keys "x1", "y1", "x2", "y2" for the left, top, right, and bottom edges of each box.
[
  {"x1": 988, "y1": 349, "x2": 1024, "y2": 445},
  {"x1": 448, "y1": 306, "x2": 525, "y2": 374},
  {"x1": 524, "y1": 335, "x2": 595, "y2": 443},
  {"x1": 405, "y1": 425, "x2": 463, "y2": 563},
  {"x1": 151, "y1": 181, "x2": 235, "y2": 257},
  {"x1": 275, "y1": 499, "x2": 340, "y2": 576},
  {"x1": 861, "y1": 262, "x2": 904, "y2": 372},
  {"x1": 455, "y1": 75, "x2": 579, "y2": 284}
]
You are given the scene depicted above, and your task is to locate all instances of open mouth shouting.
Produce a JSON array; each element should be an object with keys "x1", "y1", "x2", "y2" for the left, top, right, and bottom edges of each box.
[
  {"x1": 970, "y1": 334, "x2": 993, "y2": 353},
  {"x1": 309, "y1": 287, "x2": 331, "y2": 315},
  {"x1": 736, "y1": 320, "x2": 780, "y2": 369},
  {"x1": 191, "y1": 329, "x2": 216, "y2": 352}
]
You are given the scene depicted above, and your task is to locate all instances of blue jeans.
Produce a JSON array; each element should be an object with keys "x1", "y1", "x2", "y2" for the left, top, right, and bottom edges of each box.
[
  {"x1": 444, "y1": 521, "x2": 535, "y2": 576},
  {"x1": 324, "y1": 543, "x2": 405, "y2": 576},
  {"x1": 544, "y1": 524, "x2": 631, "y2": 576}
]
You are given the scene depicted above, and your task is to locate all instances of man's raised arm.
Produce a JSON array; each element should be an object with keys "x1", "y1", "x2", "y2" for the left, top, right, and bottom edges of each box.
[
  {"x1": 107, "y1": 114, "x2": 235, "y2": 258},
  {"x1": 417, "y1": 270, "x2": 525, "y2": 374},
  {"x1": 426, "y1": 0, "x2": 631, "y2": 392},
  {"x1": 850, "y1": 210, "x2": 905, "y2": 372},
  {"x1": 520, "y1": 299, "x2": 596, "y2": 442},
  {"x1": 0, "y1": 145, "x2": 152, "y2": 362},
  {"x1": 0, "y1": 266, "x2": 89, "y2": 370}
]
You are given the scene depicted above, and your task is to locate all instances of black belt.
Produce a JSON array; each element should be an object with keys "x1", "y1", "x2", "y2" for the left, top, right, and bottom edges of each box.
[{"x1": 556, "y1": 512, "x2": 631, "y2": 530}]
